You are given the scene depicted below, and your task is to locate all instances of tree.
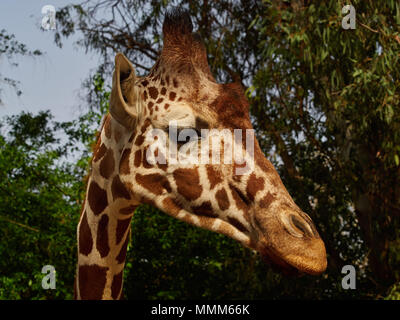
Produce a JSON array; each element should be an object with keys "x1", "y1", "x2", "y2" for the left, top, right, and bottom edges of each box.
[
  {"x1": 0, "y1": 111, "x2": 78, "y2": 299},
  {"x1": 0, "y1": 29, "x2": 42, "y2": 105},
  {"x1": 252, "y1": 0, "x2": 400, "y2": 293}
]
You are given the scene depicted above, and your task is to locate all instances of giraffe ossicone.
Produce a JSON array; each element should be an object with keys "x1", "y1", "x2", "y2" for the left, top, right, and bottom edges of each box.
[{"x1": 75, "y1": 7, "x2": 327, "y2": 300}]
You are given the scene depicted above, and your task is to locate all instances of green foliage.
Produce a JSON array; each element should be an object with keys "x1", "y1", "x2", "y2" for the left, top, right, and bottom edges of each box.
[
  {"x1": 0, "y1": 112, "x2": 78, "y2": 299},
  {"x1": 385, "y1": 282, "x2": 400, "y2": 300},
  {"x1": 251, "y1": 0, "x2": 400, "y2": 291}
]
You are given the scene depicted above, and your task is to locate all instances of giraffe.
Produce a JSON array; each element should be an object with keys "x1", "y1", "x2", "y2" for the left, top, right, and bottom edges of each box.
[{"x1": 75, "y1": 8, "x2": 327, "y2": 300}]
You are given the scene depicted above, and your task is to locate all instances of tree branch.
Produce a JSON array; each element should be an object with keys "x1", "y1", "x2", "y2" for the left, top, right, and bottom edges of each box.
[{"x1": 0, "y1": 216, "x2": 40, "y2": 232}]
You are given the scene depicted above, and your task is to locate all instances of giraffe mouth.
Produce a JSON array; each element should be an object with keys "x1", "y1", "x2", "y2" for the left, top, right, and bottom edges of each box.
[
  {"x1": 259, "y1": 246, "x2": 302, "y2": 277},
  {"x1": 258, "y1": 238, "x2": 327, "y2": 276},
  {"x1": 252, "y1": 210, "x2": 327, "y2": 275}
]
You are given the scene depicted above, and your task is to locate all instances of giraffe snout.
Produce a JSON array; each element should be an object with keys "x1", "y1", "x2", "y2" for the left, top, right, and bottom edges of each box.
[{"x1": 252, "y1": 208, "x2": 327, "y2": 275}]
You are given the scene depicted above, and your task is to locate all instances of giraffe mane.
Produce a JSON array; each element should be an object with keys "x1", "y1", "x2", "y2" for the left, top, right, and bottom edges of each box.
[
  {"x1": 162, "y1": 7, "x2": 193, "y2": 42},
  {"x1": 160, "y1": 8, "x2": 214, "y2": 81}
]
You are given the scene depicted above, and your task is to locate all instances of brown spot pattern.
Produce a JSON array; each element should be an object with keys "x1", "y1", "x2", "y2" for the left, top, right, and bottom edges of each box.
[
  {"x1": 134, "y1": 149, "x2": 142, "y2": 167},
  {"x1": 148, "y1": 87, "x2": 158, "y2": 99},
  {"x1": 116, "y1": 218, "x2": 131, "y2": 244},
  {"x1": 96, "y1": 214, "x2": 110, "y2": 258},
  {"x1": 229, "y1": 184, "x2": 249, "y2": 220},
  {"x1": 133, "y1": 120, "x2": 151, "y2": 147},
  {"x1": 104, "y1": 116, "x2": 112, "y2": 139},
  {"x1": 99, "y1": 148, "x2": 115, "y2": 179},
  {"x1": 88, "y1": 181, "x2": 108, "y2": 215},
  {"x1": 206, "y1": 165, "x2": 223, "y2": 189},
  {"x1": 136, "y1": 173, "x2": 171, "y2": 195},
  {"x1": 169, "y1": 92, "x2": 176, "y2": 101},
  {"x1": 111, "y1": 271, "x2": 123, "y2": 300},
  {"x1": 79, "y1": 265, "x2": 108, "y2": 300},
  {"x1": 212, "y1": 83, "x2": 251, "y2": 130},
  {"x1": 119, "y1": 149, "x2": 131, "y2": 174},
  {"x1": 191, "y1": 201, "x2": 217, "y2": 217},
  {"x1": 173, "y1": 168, "x2": 202, "y2": 201},
  {"x1": 162, "y1": 197, "x2": 182, "y2": 216},
  {"x1": 94, "y1": 144, "x2": 107, "y2": 162},
  {"x1": 246, "y1": 173, "x2": 264, "y2": 201},
  {"x1": 227, "y1": 217, "x2": 248, "y2": 233},
  {"x1": 259, "y1": 192, "x2": 276, "y2": 210},
  {"x1": 215, "y1": 188, "x2": 230, "y2": 211},
  {"x1": 141, "y1": 119, "x2": 152, "y2": 133},
  {"x1": 134, "y1": 134, "x2": 145, "y2": 146},
  {"x1": 78, "y1": 211, "x2": 93, "y2": 255},
  {"x1": 111, "y1": 175, "x2": 131, "y2": 200},
  {"x1": 116, "y1": 236, "x2": 129, "y2": 264}
]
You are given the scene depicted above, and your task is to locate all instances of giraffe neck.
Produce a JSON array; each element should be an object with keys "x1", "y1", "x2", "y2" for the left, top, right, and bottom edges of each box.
[{"x1": 75, "y1": 114, "x2": 140, "y2": 300}]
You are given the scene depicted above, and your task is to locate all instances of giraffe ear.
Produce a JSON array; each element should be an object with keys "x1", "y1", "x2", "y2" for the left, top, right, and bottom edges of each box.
[{"x1": 109, "y1": 53, "x2": 138, "y2": 128}]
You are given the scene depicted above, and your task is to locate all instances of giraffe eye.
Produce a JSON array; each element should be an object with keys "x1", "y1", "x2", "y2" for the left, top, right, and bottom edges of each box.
[
  {"x1": 164, "y1": 126, "x2": 202, "y2": 146},
  {"x1": 161, "y1": 122, "x2": 204, "y2": 148},
  {"x1": 176, "y1": 127, "x2": 202, "y2": 145}
]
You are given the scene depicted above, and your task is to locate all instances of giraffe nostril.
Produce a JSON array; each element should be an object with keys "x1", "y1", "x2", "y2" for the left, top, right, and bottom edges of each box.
[{"x1": 290, "y1": 214, "x2": 314, "y2": 238}]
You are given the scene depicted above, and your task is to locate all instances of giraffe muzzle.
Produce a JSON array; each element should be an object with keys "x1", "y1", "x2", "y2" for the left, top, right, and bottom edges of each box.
[{"x1": 252, "y1": 210, "x2": 327, "y2": 275}]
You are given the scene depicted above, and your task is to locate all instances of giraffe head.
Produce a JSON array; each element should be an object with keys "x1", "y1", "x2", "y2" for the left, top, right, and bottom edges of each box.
[{"x1": 109, "y1": 8, "x2": 327, "y2": 275}]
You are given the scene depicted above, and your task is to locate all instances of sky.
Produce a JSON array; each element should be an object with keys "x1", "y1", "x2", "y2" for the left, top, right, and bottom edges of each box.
[{"x1": 0, "y1": 0, "x2": 100, "y2": 122}]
